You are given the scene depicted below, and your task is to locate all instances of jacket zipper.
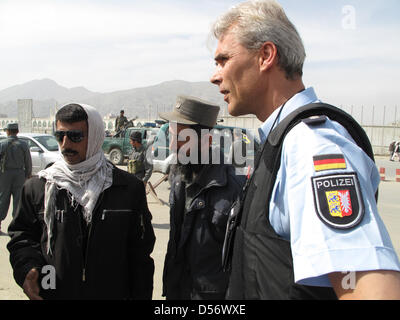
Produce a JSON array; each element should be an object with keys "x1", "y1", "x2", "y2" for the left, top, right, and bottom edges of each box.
[
  {"x1": 82, "y1": 222, "x2": 93, "y2": 283},
  {"x1": 82, "y1": 191, "x2": 105, "y2": 283},
  {"x1": 82, "y1": 223, "x2": 92, "y2": 283},
  {"x1": 140, "y1": 213, "x2": 145, "y2": 239}
]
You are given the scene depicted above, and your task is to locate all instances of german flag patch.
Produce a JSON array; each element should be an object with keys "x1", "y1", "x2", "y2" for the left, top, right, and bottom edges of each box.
[{"x1": 313, "y1": 154, "x2": 346, "y2": 172}]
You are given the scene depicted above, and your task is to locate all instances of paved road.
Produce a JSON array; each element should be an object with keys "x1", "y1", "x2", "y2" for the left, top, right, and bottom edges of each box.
[{"x1": 0, "y1": 171, "x2": 399, "y2": 300}]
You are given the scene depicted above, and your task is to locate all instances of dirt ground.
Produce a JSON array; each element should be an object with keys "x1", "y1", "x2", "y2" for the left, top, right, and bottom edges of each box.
[
  {"x1": 0, "y1": 172, "x2": 170, "y2": 300},
  {"x1": 0, "y1": 171, "x2": 399, "y2": 300}
]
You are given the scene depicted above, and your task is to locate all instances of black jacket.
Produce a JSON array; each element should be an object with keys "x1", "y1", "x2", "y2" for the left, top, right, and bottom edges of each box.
[
  {"x1": 7, "y1": 166, "x2": 155, "y2": 300},
  {"x1": 162, "y1": 163, "x2": 245, "y2": 300}
]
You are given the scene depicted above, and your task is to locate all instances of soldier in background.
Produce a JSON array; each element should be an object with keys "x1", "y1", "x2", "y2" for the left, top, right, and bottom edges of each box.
[
  {"x1": 128, "y1": 131, "x2": 153, "y2": 187},
  {"x1": 115, "y1": 110, "x2": 128, "y2": 134},
  {"x1": 0, "y1": 123, "x2": 32, "y2": 234}
]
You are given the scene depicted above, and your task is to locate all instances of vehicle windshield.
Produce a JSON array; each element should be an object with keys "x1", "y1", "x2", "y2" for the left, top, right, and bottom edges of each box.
[{"x1": 34, "y1": 135, "x2": 59, "y2": 151}]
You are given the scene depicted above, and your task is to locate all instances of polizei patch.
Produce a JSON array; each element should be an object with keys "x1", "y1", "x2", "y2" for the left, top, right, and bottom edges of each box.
[{"x1": 311, "y1": 173, "x2": 364, "y2": 229}]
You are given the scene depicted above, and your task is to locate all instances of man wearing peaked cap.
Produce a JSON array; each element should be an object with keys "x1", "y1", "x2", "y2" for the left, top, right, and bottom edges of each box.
[
  {"x1": 159, "y1": 95, "x2": 220, "y2": 128},
  {"x1": 0, "y1": 122, "x2": 32, "y2": 233},
  {"x1": 4, "y1": 123, "x2": 19, "y2": 131},
  {"x1": 160, "y1": 95, "x2": 245, "y2": 300}
]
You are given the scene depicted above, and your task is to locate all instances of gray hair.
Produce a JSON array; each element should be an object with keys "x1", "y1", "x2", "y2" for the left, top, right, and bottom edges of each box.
[{"x1": 212, "y1": 0, "x2": 306, "y2": 79}]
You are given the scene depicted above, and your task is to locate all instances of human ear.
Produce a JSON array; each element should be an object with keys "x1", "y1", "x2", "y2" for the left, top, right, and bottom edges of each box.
[{"x1": 259, "y1": 42, "x2": 278, "y2": 71}]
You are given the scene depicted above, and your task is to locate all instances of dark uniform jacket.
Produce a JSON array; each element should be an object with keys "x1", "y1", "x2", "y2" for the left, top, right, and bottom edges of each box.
[
  {"x1": 162, "y1": 163, "x2": 245, "y2": 300},
  {"x1": 0, "y1": 136, "x2": 32, "y2": 176},
  {"x1": 0, "y1": 136, "x2": 32, "y2": 220},
  {"x1": 7, "y1": 166, "x2": 155, "y2": 300}
]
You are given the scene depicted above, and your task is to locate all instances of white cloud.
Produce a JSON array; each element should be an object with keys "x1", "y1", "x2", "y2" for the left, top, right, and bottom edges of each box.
[
  {"x1": 298, "y1": 14, "x2": 400, "y2": 109},
  {"x1": 301, "y1": 26, "x2": 400, "y2": 64},
  {"x1": 0, "y1": 0, "x2": 218, "y2": 91},
  {"x1": 0, "y1": 0, "x2": 399, "y2": 113},
  {"x1": 0, "y1": 0, "x2": 212, "y2": 48}
]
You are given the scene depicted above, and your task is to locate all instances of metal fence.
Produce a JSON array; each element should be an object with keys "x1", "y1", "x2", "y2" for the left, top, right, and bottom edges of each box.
[
  {"x1": 4, "y1": 104, "x2": 398, "y2": 156},
  {"x1": 363, "y1": 125, "x2": 400, "y2": 156},
  {"x1": 335, "y1": 105, "x2": 400, "y2": 156},
  {"x1": 218, "y1": 105, "x2": 400, "y2": 156}
]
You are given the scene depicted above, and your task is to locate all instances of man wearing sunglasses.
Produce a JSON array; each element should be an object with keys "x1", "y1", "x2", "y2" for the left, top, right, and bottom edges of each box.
[
  {"x1": 7, "y1": 103, "x2": 155, "y2": 300},
  {"x1": 54, "y1": 124, "x2": 88, "y2": 165}
]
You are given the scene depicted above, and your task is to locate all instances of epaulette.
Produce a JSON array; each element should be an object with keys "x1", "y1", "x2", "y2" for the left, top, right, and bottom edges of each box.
[{"x1": 302, "y1": 115, "x2": 328, "y2": 126}]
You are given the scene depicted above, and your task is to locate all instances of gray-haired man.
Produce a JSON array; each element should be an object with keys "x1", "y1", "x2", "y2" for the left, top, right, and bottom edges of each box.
[{"x1": 210, "y1": 0, "x2": 400, "y2": 300}]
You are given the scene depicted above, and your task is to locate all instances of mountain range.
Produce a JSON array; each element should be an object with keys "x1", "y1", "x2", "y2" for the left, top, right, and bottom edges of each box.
[{"x1": 0, "y1": 79, "x2": 226, "y2": 119}]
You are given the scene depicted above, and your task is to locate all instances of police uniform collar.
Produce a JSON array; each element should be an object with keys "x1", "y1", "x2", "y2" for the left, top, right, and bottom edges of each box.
[
  {"x1": 267, "y1": 103, "x2": 324, "y2": 146},
  {"x1": 259, "y1": 87, "x2": 318, "y2": 144}
]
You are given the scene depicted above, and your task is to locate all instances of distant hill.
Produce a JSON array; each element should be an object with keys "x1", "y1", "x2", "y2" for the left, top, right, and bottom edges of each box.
[{"x1": 0, "y1": 79, "x2": 226, "y2": 118}]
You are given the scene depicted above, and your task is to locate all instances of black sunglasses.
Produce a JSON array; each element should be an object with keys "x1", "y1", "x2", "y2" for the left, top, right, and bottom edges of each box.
[{"x1": 54, "y1": 130, "x2": 85, "y2": 143}]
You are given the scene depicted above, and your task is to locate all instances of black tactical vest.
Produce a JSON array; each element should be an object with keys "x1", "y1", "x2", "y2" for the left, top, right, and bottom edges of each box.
[{"x1": 223, "y1": 103, "x2": 375, "y2": 300}]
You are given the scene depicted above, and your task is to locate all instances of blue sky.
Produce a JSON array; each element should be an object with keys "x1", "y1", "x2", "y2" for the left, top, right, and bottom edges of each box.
[{"x1": 0, "y1": 0, "x2": 399, "y2": 114}]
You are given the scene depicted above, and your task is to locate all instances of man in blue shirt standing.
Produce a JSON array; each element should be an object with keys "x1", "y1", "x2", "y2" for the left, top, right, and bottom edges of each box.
[{"x1": 210, "y1": 0, "x2": 400, "y2": 299}]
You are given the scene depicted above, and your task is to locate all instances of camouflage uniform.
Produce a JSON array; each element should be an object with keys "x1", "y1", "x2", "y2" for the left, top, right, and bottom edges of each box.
[
  {"x1": 115, "y1": 115, "x2": 128, "y2": 132},
  {"x1": 127, "y1": 145, "x2": 153, "y2": 183}
]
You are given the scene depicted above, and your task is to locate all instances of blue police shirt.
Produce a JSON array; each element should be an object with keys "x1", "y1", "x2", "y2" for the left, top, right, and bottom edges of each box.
[{"x1": 259, "y1": 87, "x2": 400, "y2": 287}]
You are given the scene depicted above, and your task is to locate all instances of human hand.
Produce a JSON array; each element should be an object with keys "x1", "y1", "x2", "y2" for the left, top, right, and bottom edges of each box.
[{"x1": 23, "y1": 268, "x2": 43, "y2": 300}]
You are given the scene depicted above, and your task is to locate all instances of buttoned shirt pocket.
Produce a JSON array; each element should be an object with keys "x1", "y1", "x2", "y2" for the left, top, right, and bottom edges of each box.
[
  {"x1": 210, "y1": 199, "x2": 232, "y2": 242},
  {"x1": 212, "y1": 199, "x2": 232, "y2": 225}
]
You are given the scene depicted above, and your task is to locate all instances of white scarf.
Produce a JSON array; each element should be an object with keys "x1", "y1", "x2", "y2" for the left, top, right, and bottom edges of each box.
[{"x1": 38, "y1": 103, "x2": 113, "y2": 255}]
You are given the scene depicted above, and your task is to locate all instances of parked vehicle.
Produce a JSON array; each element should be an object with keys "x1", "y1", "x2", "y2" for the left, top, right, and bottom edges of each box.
[
  {"x1": 151, "y1": 123, "x2": 260, "y2": 174},
  {"x1": 155, "y1": 120, "x2": 167, "y2": 127},
  {"x1": 102, "y1": 127, "x2": 159, "y2": 165},
  {"x1": 0, "y1": 133, "x2": 61, "y2": 176},
  {"x1": 142, "y1": 122, "x2": 157, "y2": 128}
]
